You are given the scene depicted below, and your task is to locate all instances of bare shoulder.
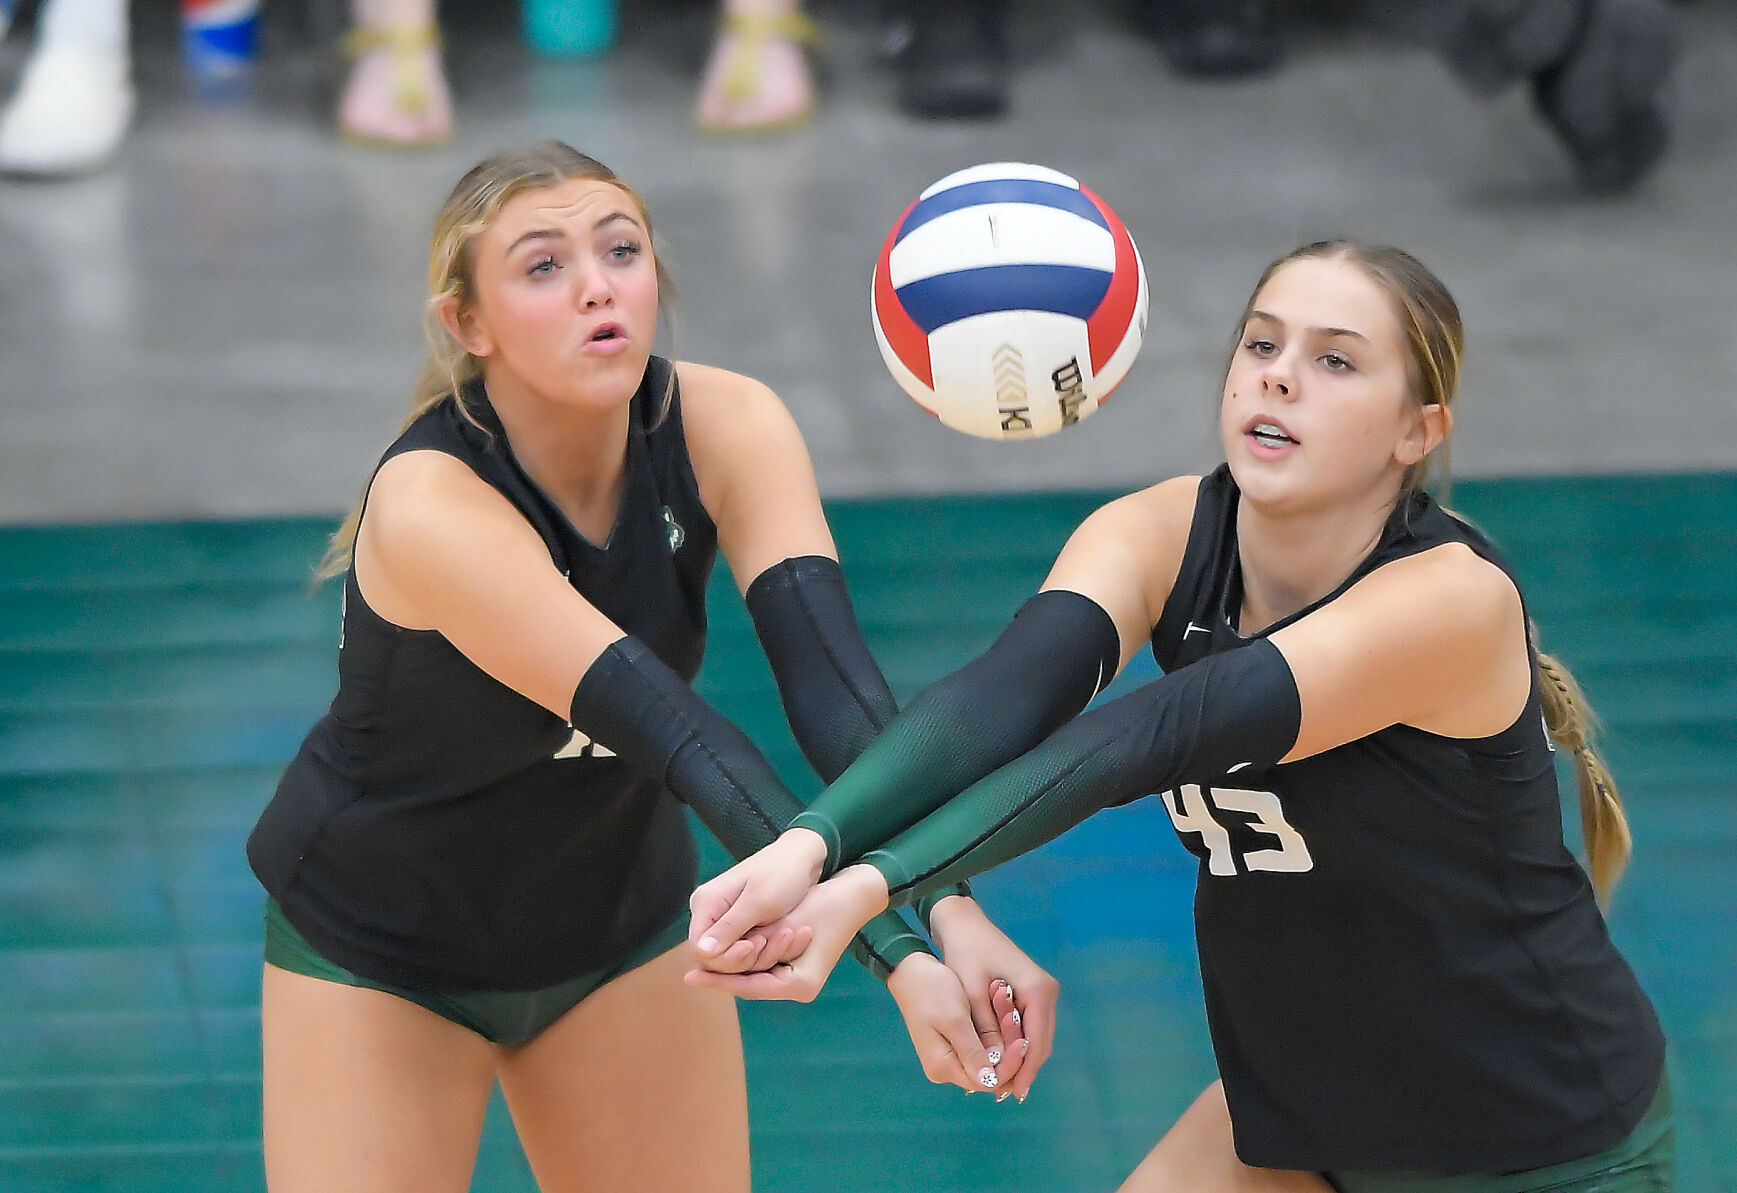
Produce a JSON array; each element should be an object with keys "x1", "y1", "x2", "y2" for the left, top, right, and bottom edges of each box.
[
  {"x1": 1065, "y1": 474, "x2": 1201, "y2": 575},
  {"x1": 360, "y1": 449, "x2": 545, "y2": 587},
  {"x1": 1355, "y1": 541, "x2": 1524, "y2": 634},
  {"x1": 674, "y1": 360, "x2": 792, "y2": 437},
  {"x1": 1272, "y1": 542, "x2": 1532, "y2": 753},
  {"x1": 1044, "y1": 475, "x2": 1202, "y2": 659},
  {"x1": 672, "y1": 361, "x2": 815, "y2": 514},
  {"x1": 364, "y1": 449, "x2": 513, "y2": 539}
]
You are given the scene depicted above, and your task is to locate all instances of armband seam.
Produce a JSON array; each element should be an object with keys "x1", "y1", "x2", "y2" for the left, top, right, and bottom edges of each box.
[
  {"x1": 861, "y1": 849, "x2": 914, "y2": 893},
  {"x1": 790, "y1": 560, "x2": 892, "y2": 733},
  {"x1": 676, "y1": 735, "x2": 782, "y2": 839}
]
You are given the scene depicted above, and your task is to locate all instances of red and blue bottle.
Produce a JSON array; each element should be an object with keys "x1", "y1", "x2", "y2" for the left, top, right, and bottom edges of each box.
[{"x1": 182, "y1": 0, "x2": 260, "y2": 83}]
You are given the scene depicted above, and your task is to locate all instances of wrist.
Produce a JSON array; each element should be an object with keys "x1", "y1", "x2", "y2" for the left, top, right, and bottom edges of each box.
[
  {"x1": 779, "y1": 826, "x2": 829, "y2": 884},
  {"x1": 836, "y1": 862, "x2": 892, "y2": 920},
  {"x1": 785, "y1": 809, "x2": 842, "y2": 877},
  {"x1": 925, "y1": 891, "x2": 978, "y2": 943}
]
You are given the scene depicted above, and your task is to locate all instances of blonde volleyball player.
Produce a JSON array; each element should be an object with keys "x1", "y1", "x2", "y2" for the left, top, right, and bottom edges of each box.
[
  {"x1": 247, "y1": 141, "x2": 1052, "y2": 1193},
  {"x1": 690, "y1": 241, "x2": 1673, "y2": 1193}
]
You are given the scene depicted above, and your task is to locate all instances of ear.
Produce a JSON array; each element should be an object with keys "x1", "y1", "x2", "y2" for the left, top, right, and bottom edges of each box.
[
  {"x1": 437, "y1": 294, "x2": 494, "y2": 360},
  {"x1": 1397, "y1": 402, "x2": 1451, "y2": 467}
]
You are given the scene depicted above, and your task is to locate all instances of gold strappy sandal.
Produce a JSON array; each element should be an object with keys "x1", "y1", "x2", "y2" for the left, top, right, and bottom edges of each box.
[
  {"x1": 695, "y1": 10, "x2": 820, "y2": 133},
  {"x1": 339, "y1": 23, "x2": 453, "y2": 149}
]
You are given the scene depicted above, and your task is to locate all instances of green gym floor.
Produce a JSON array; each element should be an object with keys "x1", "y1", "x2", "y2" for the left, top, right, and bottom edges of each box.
[{"x1": 1, "y1": 474, "x2": 1733, "y2": 1193}]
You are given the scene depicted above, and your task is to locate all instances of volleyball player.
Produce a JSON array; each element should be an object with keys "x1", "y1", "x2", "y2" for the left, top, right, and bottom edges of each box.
[
  {"x1": 689, "y1": 240, "x2": 1673, "y2": 1193},
  {"x1": 246, "y1": 141, "x2": 1052, "y2": 1193}
]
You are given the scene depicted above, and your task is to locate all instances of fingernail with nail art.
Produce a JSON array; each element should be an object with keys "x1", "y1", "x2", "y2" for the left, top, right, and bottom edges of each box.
[
  {"x1": 997, "y1": 1092, "x2": 1011, "y2": 1103},
  {"x1": 986, "y1": 1047, "x2": 1003, "y2": 1065},
  {"x1": 1009, "y1": 1008, "x2": 1021, "y2": 1026},
  {"x1": 978, "y1": 1067, "x2": 999, "y2": 1089}
]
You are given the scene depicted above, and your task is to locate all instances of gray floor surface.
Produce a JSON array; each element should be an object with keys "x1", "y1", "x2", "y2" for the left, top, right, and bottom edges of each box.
[{"x1": 1, "y1": 0, "x2": 1734, "y2": 525}]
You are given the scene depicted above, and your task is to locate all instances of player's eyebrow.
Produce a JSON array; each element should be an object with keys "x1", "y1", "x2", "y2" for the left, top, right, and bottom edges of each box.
[
  {"x1": 504, "y1": 212, "x2": 643, "y2": 258},
  {"x1": 1247, "y1": 310, "x2": 1370, "y2": 343}
]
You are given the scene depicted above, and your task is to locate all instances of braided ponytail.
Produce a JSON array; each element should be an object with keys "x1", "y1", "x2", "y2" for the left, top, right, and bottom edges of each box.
[{"x1": 1536, "y1": 648, "x2": 1631, "y2": 903}]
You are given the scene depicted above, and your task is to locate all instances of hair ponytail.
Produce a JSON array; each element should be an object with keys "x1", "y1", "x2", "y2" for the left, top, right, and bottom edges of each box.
[{"x1": 1536, "y1": 649, "x2": 1631, "y2": 903}]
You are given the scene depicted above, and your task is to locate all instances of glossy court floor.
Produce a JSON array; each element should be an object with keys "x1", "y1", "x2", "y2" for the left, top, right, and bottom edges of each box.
[{"x1": 2, "y1": 0, "x2": 1736, "y2": 1190}]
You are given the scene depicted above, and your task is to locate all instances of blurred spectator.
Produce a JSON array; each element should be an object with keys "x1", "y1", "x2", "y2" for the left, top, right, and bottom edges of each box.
[
  {"x1": 1440, "y1": 0, "x2": 1678, "y2": 194},
  {"x1": 1132, "y1": 0, "x2": 1282, "y2": 79},
  {"x1": 0, "y1": 0, "x2": 134, "y2": 175},
  {"x1": 340, "y1": 0, "x2": 452, "y2": 146},
  {"x1": 694, "y1": 0, "x2": 818, "y2": 131},
  {"x1": 887, "y1": 0, "x2": 1011, "y2": 119},
  {"x1": 1128, "y1": 0, "x2": 1679, "y2": 194}
]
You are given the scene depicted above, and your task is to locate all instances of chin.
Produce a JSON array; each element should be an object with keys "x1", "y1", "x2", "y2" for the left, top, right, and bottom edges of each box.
[{"x1": 1228, "y1": 457, "x2": 1317, "y2": 512}]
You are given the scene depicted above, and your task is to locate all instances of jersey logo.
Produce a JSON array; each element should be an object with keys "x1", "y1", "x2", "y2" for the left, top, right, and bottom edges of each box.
[
  {"x1": 555, "y1": 728, "x2": 617, "y2": 760},
  {"x1": 1160, "y1": 782, "x2": 1314, "y2": 876},
  {"x1": 661, "y1": 506, "x2": 685, "y2": 553},
  {"x1": 1184, "y1": 622, "x2": 1212, "y2": 638}
]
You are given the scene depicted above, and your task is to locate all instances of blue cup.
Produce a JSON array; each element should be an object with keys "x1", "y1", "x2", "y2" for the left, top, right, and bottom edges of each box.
[{"x1": 523, "y1": 0, "x2": 617, "y2": 59}]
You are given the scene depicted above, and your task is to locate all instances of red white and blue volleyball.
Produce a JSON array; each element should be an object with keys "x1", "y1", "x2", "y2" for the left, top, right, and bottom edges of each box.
[{"x1": 872, "y1": 162, "x2": 1148, "y2": 440}]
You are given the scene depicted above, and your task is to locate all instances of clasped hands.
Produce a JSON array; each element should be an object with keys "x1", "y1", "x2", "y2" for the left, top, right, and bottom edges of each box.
[{"x1": 685, "y1": 828, "x2": 1057, "y2": 1100}]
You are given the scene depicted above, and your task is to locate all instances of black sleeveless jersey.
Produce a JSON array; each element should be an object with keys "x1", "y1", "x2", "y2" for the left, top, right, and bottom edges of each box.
[
  {"x1": 248, "y1": 358, "x2": 718, "y2": 991},
  {"x1": 1150, "y1": 465, "x2": 1664, "y2": 1172}
]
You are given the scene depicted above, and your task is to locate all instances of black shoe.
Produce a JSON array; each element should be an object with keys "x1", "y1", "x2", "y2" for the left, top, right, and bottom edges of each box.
[
  {"x1": 895, "y1": 1, "x2": 1009, "y2": 120},
  {"x1": 1530, "y1": 0, "x2": 1677, "y2": 194},
  {"x1": 1135, "y1": 0, "x2": 1282, "y2": 79}
]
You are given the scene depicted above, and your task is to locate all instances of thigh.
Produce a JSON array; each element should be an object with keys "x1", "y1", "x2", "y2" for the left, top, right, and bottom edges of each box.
[
  {"x1": 496, "y1": 944, "x2": 749, "y2": 1193},
  {"x1": 261, "y1": 963, "x2": 499, "y2": 1193},
  {"x1": 1121, "y1": 1080, "x2": 1334, "y2": 1193}
]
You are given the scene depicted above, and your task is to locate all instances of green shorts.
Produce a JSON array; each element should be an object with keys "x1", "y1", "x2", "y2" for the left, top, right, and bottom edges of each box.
[
  {"x1": 1328, "y1": 1074, "x2": 1674, "y2": 1193},
  {"x1": 264, "y1": 899, "x2": 690, "y2": 1047}
]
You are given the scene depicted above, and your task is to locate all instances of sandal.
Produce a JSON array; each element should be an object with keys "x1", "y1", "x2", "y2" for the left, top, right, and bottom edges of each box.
[
  {"x1": 338, "y1": 23, "x2": 452, "y2": 148},
  {"x1": 694, "y1": 9, "x2": 819, "y2": 133}
]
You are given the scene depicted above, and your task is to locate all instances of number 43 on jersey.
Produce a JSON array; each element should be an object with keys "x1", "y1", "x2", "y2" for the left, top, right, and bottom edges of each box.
[{"x1": 1160, "y1": 783, "x2": 1314, "y2": 875}]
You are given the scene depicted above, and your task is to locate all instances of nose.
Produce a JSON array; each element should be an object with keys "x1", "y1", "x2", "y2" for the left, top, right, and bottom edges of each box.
[
  {"x1": 575, "y1": 262, "x2": 613, "y2": 311},
  {"x1": 1260, "y1": 351, "x2": 1295, "y2": 399}
]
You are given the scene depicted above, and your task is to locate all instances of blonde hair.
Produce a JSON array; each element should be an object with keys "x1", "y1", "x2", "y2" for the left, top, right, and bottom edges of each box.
[
  {"x1": 1536, "y1": 649, "x2": 1632, "y2": 902},
  {"x1": 1236, "y1": 240, "x2": 1631, "y2": 901},
  {"x1": 316, "y1": 141, "x2": 676, "y2": 579}
]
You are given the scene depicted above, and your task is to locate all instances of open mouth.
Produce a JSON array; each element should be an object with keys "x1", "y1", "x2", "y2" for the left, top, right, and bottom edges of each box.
[
  {"x1": 1248, "y1": 421, "x2": 1297, "y2": 449},
  {"x1": 589, "y1": 324, "x2": 624, "y2": 343}
]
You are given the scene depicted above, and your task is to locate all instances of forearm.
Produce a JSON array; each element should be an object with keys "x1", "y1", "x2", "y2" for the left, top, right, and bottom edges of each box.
[
  {"x1": 788, "y1": 589, "x2": 1121, "y2": 875},
  {"x1": 746, "y1": 555, "x2": 899, "y2": 779},
  {"x1": 569, "y1": 634, "x2": 926, "y2": 979},
  {"x1": 860, "y1": 639, "x2": 1303, "y2": 907},
  {"x1": 745, "y1": 555, "x2": 951, "y2": 975}
]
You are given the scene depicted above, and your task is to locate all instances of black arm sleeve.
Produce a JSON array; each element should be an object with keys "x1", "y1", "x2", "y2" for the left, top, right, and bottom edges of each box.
[
  {"x1": 568, "y1": 635, "x2": 925, "y2": 980},
  {"x1": 745, "y1": 555, "x2": 948, "y2": 966},
  {"x1": 745, "y1": 555, "x2": 901, "y2": 780},
  {"x1": 787, "y1": 589, "x2": 1122, "y2": 875},
  {"x1": 859, "y1": 638, "x2": 1303, "y2": 906}
]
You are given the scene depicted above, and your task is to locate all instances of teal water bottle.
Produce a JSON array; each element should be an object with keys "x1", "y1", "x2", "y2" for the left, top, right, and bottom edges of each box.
[{"x1": 523, "y1": 0, "x2": 616, "y2": 58}]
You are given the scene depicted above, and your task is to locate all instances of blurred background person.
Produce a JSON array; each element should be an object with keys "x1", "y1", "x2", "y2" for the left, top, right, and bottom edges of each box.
[
  {"x1": 0, "y1": 0, "x2": 132, "y2": 174},
  {"x1": 885, "y1": 0, "x2": 1012, "y2": 119},
  {"x1": 694, "y1": 0, "x2": 819, "y2": 132},
  {"x1": 1125, "y1": 0, "x2": 1680, "y2": 193},
  {"x1": 339, "y1": 0, "x2": 452, "y2": 146}
]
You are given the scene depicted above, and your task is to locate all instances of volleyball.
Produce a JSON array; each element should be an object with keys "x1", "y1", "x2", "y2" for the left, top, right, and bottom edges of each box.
[{"x1": 871, "y1": 162, "x2": 1149, "y2": 440}]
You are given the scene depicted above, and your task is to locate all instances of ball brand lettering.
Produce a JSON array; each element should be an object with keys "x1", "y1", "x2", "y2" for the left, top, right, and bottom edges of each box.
[
  {"x1": 992, "y1": 344, "x2": 1034, "y2": 437},
  {"x1": 1051, "y1": 357, "x2": 1088, "y2": 426}
]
